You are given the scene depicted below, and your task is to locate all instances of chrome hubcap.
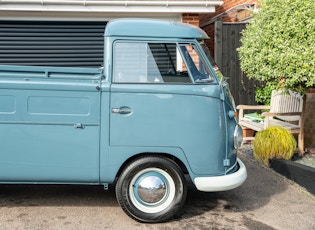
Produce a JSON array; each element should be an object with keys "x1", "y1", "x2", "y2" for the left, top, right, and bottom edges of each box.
[
  {"x1": 137, "y1": 175, "x2": 166, "y2": 204},
  {"x1": 130, "y1": 168, "x2": 176, "y2": 213}
]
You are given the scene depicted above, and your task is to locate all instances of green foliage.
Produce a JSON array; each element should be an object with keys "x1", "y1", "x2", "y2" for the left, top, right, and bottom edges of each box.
[
  {"x1": 254, "y1": 82, "x2": 279, "y2": 105},
  {"x1": 253, "y1": 126, "x2": 296, "y2": 166},
  {"x1": 238, "y1": 0, "x2": 315, "y2": 103}
]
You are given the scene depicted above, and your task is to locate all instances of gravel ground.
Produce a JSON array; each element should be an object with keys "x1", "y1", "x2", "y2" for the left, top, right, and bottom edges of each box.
[
  {"x1": 292, "y1": 152, "x2": 315, "y2": 168},
  {"x1": 241, "y1": 143, "x2": 315, "y2": 169}
]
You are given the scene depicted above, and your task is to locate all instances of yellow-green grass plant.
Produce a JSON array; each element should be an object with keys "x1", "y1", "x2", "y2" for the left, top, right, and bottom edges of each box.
[{"x1": 253, "y1": 126, "x2": 296, "y2": 166}]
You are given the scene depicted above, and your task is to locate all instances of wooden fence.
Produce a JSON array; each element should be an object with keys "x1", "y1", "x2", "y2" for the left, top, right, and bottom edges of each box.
[{"x1": 214, "y1": 21, "x2": 259, "y2": 106}]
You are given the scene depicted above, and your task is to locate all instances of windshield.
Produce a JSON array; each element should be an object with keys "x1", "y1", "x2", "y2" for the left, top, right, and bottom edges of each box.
[{"x1": 200, "y1": 41, "x2": 224, "y2": 80}]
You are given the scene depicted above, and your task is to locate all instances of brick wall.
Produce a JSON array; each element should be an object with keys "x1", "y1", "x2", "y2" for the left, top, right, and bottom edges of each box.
[
  {"x1": 200, "y1": 0, "x2": 257, "y2": 55},
  {"x1": 182, "y1": 13, "x2": 200, "y2": 26},
  {"x1": 181, "y1": 14, "x2": 200, "y2": 71},
  {"x1": 181, "y1": 1, "x2": 258, "y2": 55},
  {"x1": 200, "y1": 0, "x2": 257, "y2": 25},
  {"x1": 305, "y1": 89, "x2": 315, "y2": 149}
]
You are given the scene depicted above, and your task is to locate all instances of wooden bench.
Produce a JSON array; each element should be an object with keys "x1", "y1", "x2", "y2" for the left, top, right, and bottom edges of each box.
[{"x1": 237, "y1": 90, "x2": 305, "y2": 155}]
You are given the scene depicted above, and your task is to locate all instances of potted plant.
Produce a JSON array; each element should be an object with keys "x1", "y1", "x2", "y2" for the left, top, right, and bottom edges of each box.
[{"x1": 253, "y1": 126, "x2": 296, "y2": 166}]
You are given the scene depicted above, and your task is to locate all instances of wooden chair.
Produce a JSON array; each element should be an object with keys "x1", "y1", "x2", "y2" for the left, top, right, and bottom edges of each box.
[{"x1": 237, "y1": 90, "x2": 305, "y2": 155}]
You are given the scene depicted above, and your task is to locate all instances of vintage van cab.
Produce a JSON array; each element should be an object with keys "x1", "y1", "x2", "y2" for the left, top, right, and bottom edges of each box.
[{"x1": 0, "y1": 19, "x2": 247, "y2": 223}]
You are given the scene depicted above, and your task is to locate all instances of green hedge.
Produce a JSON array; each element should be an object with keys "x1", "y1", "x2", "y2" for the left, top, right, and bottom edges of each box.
[{"x1": 238, "y1": 0, "x2": 315, "y2": 103}]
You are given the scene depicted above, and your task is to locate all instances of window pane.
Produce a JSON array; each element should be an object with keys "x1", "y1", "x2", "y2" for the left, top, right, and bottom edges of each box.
[
  {"x1": 150, "y1": 43, "x2": 192, "y2": 83},
  {"x1": 113, "y1": 42, "x2": 162, "y2": 83},
  {"x1": 200, "y1": 42, "x2": 224, "y2": 79},
  {"x1": 180, "y1": 44, "x2": 213, "y2": 83},
  {"x1": 113, "y1": 42, "x2": 192, "y2": 84}
]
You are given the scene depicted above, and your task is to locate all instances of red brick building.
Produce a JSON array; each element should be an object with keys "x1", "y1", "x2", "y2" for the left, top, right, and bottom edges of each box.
[{"x1": 200, "y1": 0, "x2": 258, "y2": 55}]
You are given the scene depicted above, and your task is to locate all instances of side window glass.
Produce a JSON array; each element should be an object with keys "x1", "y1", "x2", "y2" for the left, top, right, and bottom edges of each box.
[
  {"x1": 113, "y1": 42, "x2": 192, "y2": 84},
  {"x1": 113, "y1": 42, "x2": 163, "y2": 83},
  {"x1": 179, "y1": 44, "x2": 213, "y2": 83}
]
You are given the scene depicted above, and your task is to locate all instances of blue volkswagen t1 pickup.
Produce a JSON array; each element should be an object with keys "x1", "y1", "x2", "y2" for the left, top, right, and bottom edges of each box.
[{"x1": 0, "y1": 18, "x2": 247, "y2": 223}]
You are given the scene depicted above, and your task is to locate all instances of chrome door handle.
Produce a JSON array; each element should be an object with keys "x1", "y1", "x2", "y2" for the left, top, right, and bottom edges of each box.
[
  {"x1": 112, "y1": 107, "x2": 132, "y2": 114},
  {"x1": 74, "y1": 123, "x2": 85, "y2": 129}
]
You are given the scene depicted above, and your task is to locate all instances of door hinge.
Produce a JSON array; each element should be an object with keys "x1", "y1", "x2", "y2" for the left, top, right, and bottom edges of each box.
[{"x1": 220, "y1": 92, "x2": 225, "y2": 101}]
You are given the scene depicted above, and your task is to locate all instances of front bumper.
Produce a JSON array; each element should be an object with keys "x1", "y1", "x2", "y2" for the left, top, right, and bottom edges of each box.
[{"x1": 194, "y1": 158, "x2": 247, "y2": 192}]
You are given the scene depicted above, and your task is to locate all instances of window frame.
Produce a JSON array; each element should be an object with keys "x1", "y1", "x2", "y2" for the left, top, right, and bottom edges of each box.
[
  {"x1": 111, "y1": 40, "x2": 200, "y2": 85},
  {"x1": 177, "y1": 42, "x2": 214, "y2": 84}
]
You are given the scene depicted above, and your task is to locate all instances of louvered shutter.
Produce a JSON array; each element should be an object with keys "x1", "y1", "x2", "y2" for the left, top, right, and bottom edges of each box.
[{"x1": 0, "y1": 21, "x2": 106, "y2": 68}]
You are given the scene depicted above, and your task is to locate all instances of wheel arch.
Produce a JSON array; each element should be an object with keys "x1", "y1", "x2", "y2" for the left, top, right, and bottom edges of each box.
[{"x1": 114, "y1": 152, "x2": 189, "y2": 184}]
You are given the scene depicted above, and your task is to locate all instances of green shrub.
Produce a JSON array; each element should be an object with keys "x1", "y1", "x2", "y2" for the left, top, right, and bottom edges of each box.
[
  {"x1": 253, "y1": 126, "x2": 296, "y2": 165},
  {"x1": 238, "y1": 0, "x2": 315, "y2": 104},
  {"x1": 254, "y1": 82, "x2": 279, "y2": 105}
]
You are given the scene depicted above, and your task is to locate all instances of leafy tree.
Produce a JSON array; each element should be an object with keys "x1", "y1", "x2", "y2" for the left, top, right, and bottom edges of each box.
[{"x1": 238, "y1": 0, "x2": 315, "y2": 103}]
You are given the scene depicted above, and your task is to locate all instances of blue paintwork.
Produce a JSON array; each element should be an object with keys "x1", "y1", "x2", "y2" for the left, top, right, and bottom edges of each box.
[
  {"x1": 0, "y1": 19, "x2": 244, "y2": 188},
  {"x1": 105, "y1": 18, "x2": 209, "y2": 39},
  {"x1": 0, "y1": 66, "x2": 102, "y2": 182},
  {"x1": 109, "y1": 84, "x2": 225, "y2": 175}
]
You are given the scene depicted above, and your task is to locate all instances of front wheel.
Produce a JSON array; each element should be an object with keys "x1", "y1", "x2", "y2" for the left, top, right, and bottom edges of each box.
[{"x1": 115, "y1": 156, "x2": 187, "y2": 223}]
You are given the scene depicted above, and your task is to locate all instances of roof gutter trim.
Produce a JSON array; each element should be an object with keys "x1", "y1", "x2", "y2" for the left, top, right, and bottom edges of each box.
[{"x1": 0, "y1": 0, "x2": 223, "y2": 13}]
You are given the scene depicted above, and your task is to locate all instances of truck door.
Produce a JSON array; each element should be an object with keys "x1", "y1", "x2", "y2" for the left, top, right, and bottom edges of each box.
[{"x1": 109, "y1": 42, "x2": 225, "y2": 175}]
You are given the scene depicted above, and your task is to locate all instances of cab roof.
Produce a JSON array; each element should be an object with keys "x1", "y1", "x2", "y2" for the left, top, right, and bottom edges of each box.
[{"x1": 105, "y1": 18, "x2": 209, "y2": 39}]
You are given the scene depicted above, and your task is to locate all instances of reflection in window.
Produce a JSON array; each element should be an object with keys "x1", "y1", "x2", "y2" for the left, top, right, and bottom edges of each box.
[
  {"x1": 179, "y1": 44, "x2": 213, "y2": 83},
  {"x1": 113, "y1": 43, "x2": 163, "y2": 83},
  {"x1": 200, "y1": 42, "x2": 224, "y2": 79}
]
